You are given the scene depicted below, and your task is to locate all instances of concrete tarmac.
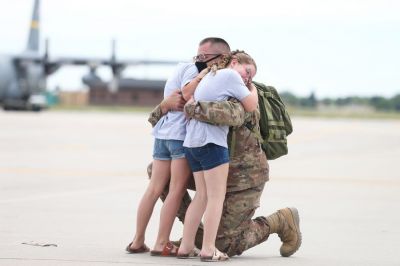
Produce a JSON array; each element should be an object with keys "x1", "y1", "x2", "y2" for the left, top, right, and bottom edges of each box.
[{"x1": 0, "y1": 111, "x2": 399, "y2": 266}]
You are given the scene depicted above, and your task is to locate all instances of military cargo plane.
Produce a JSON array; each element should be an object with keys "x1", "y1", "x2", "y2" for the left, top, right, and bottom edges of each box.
[{"x1": 0, "y1": 0, "x2": 178, "y2": 111}]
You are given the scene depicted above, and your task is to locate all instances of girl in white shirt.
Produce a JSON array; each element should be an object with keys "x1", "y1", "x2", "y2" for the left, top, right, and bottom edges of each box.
[{"x1": 178, "y1": 51, "x2": 258, "y2": 261}]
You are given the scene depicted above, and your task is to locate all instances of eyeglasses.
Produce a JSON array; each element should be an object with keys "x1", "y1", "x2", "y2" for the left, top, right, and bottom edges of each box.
[{"x1": 193, "y1": 53, "x2": 221, "y2": 61}]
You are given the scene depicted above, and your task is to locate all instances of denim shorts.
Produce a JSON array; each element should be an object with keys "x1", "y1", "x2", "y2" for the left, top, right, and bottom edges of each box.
[
  {"x1": 184, "y1": 143, "x2": 229, "y2": 172},
  {"x1": 153, "y1": 138, "x2": 185, "y2": 160}
]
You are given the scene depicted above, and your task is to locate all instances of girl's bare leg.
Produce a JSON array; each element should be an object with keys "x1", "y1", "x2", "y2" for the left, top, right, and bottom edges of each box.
[
  {"x1": 153, "y1": 158, "x2": 191, "y2": 251},
  {"x1": 201, "y1": 163, "x2": 229, "y2": 256},
  {"x1": 178, "y1": 171, "x2": 207, "y2": 254},
  {"x1": 129, "y1": 160, "x2": 171, "y2": 249}
]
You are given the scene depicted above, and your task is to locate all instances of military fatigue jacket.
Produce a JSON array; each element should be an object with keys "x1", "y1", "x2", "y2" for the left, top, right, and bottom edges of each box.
[{"x1": 148, "y1": 99, "x2": 269, "y2": 192}]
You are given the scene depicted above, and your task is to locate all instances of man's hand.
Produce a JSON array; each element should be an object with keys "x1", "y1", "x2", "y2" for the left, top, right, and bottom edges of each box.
[{"x1": 160, "y1": 89, "x2": 186, "y2": 114}]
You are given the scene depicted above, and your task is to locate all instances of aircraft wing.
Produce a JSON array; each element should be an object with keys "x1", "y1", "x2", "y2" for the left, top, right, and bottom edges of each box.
[
  {"x1": 114, "y1": 59, "x2": 181, "y2": 66},
  {"x1": 14, "y1": 55, "x2": 179, "y2": 66},
  {"x1": 13, "y1": 39, "x2": 181, "y2": 73},
  {"x1": 46, "y1": 57, "x2": 178, "y2": 66},
  {"x1": 13, "y1": 53, "x2": 44, "y2": 64},
  {"x1": 13, "y1": 54, "x2": 181, "y2": 75}
]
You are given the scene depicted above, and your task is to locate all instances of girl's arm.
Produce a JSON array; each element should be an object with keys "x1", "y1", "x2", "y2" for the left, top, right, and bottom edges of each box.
[
  {"x1": 181, "y1": 68, "x2": 209, "y2": 101},
  {"x1": 239, "y1": 83, "x2": 258, "y2": 112}
]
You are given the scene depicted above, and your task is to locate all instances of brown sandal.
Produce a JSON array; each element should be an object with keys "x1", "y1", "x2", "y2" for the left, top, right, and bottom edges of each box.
[{"x1": 125, "y1": 242, "x2": 150, "y2": 253}]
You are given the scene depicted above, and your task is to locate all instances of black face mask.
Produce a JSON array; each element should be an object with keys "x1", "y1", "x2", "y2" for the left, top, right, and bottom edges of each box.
[
  {"x1": 195, "y1": 61, "x2": 208, "y2": 73},
  {"x1": 195, "y1": 54, "x2": 221, "y2": 72}
]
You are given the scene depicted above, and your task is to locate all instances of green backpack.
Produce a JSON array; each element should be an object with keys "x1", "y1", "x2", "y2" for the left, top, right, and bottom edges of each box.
[{"x1": 250, "y1": 81, "x2": 293, "y2": 160}]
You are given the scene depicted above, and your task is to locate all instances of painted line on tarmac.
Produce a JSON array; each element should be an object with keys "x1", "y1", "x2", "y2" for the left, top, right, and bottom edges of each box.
[
  {"x1": 0, "y1": 257, "x2": 173, "y2": 265},
  {"x1": 0, "y1": 167, "x2": 146, "y2": 178},
  {"x1": 273, "y1": 175, "x2": 400, "y2": 186},
  {"x1": 0, "y1": 182, "x2": 144, "y2": 204}
]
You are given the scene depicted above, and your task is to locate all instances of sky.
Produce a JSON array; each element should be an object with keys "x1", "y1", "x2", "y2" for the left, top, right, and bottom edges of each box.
[{"x1": 0, "y1": 0, "x2": 399, "y2": 98}]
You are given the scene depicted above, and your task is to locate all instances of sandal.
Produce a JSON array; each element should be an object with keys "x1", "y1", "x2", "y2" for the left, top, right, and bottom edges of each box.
[
  {"x1": 150, "y1": 241, "x2": 178, "y2": 257},
  {"x1": 125, "y1": 242, "x2": 150, "y2": 253},
  {"x1": 200, "y1": 249, "x2": 229, "y2": 262},
  {"x1": 177, "y1": 247, "x2": 200, "y2": 259},
  {"x1": 170, "y1": 238, "x2": 182, "y2": 247}
]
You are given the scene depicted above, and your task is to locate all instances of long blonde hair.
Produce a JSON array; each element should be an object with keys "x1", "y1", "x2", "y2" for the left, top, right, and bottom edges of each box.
[{"x1": 209, "y1": 50, "x2": 257, "y2": 75}]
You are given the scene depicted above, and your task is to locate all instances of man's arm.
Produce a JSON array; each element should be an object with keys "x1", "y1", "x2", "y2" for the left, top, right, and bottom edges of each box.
[
  {"x1": 184, "y1": 98, "x2": 249, "y2": 127},
  {"x1": 148, "y1": 89, "x2": 186, "y2": 127}
]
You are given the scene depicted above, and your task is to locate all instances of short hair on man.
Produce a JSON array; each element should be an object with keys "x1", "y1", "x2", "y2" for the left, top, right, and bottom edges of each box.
[{"x1": 199, "y1": 37, "x2": 231, "y2": 53}]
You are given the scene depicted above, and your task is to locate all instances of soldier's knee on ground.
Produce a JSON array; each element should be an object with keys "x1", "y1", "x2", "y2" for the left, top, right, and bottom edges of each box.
[
  {"x1": 215, "y1": 217, "x2": 271, "y2": 257},
  {"x1": 216, "y1": 234, "x2": 245, "y2": 257},
  {"x1": 216, "y1": 236, "x2": 235, "y2": 257}
]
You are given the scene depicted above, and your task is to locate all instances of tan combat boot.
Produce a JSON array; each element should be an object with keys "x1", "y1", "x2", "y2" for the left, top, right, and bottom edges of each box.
[{"x1": 265, "y1": 207, "x2": 302, "y2": 257}]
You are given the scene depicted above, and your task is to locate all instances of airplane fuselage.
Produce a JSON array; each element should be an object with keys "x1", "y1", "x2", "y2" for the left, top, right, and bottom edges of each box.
[{"x1": 0, "y1": 55, "x2": 47, "y2": 110}]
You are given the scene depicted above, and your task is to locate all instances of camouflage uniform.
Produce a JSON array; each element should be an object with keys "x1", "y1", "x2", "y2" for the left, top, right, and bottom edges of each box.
[{"x1": 147, "y1": 99, "x2": 270, "y2": 256}]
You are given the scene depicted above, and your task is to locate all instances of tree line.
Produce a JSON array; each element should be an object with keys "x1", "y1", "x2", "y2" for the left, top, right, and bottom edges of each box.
[{"x1": 280, "y1": 91, "x2": 400, "y2": 112}]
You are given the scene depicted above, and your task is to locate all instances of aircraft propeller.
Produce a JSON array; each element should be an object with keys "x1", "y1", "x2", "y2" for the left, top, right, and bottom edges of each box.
[
  {"x1": 43, "y1": 39, "x2": 60, "y2": 75},
  {"x1": 108, "y1": 39, "x2": 125, "y2": 93}
]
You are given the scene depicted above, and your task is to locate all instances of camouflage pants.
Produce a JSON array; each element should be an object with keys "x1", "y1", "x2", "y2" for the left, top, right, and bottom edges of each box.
[{"x1": 216, "y1": 184, "x2": 270, "y2": 256}]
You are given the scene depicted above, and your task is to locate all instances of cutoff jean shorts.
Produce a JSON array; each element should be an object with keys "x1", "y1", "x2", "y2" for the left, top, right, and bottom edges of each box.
[
  {"x1": 153, "y1": 138, "x2": 185, "y2": 160},
  {"x1": 184, "y1": 143, "x2": 229, "y2": 172}
]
